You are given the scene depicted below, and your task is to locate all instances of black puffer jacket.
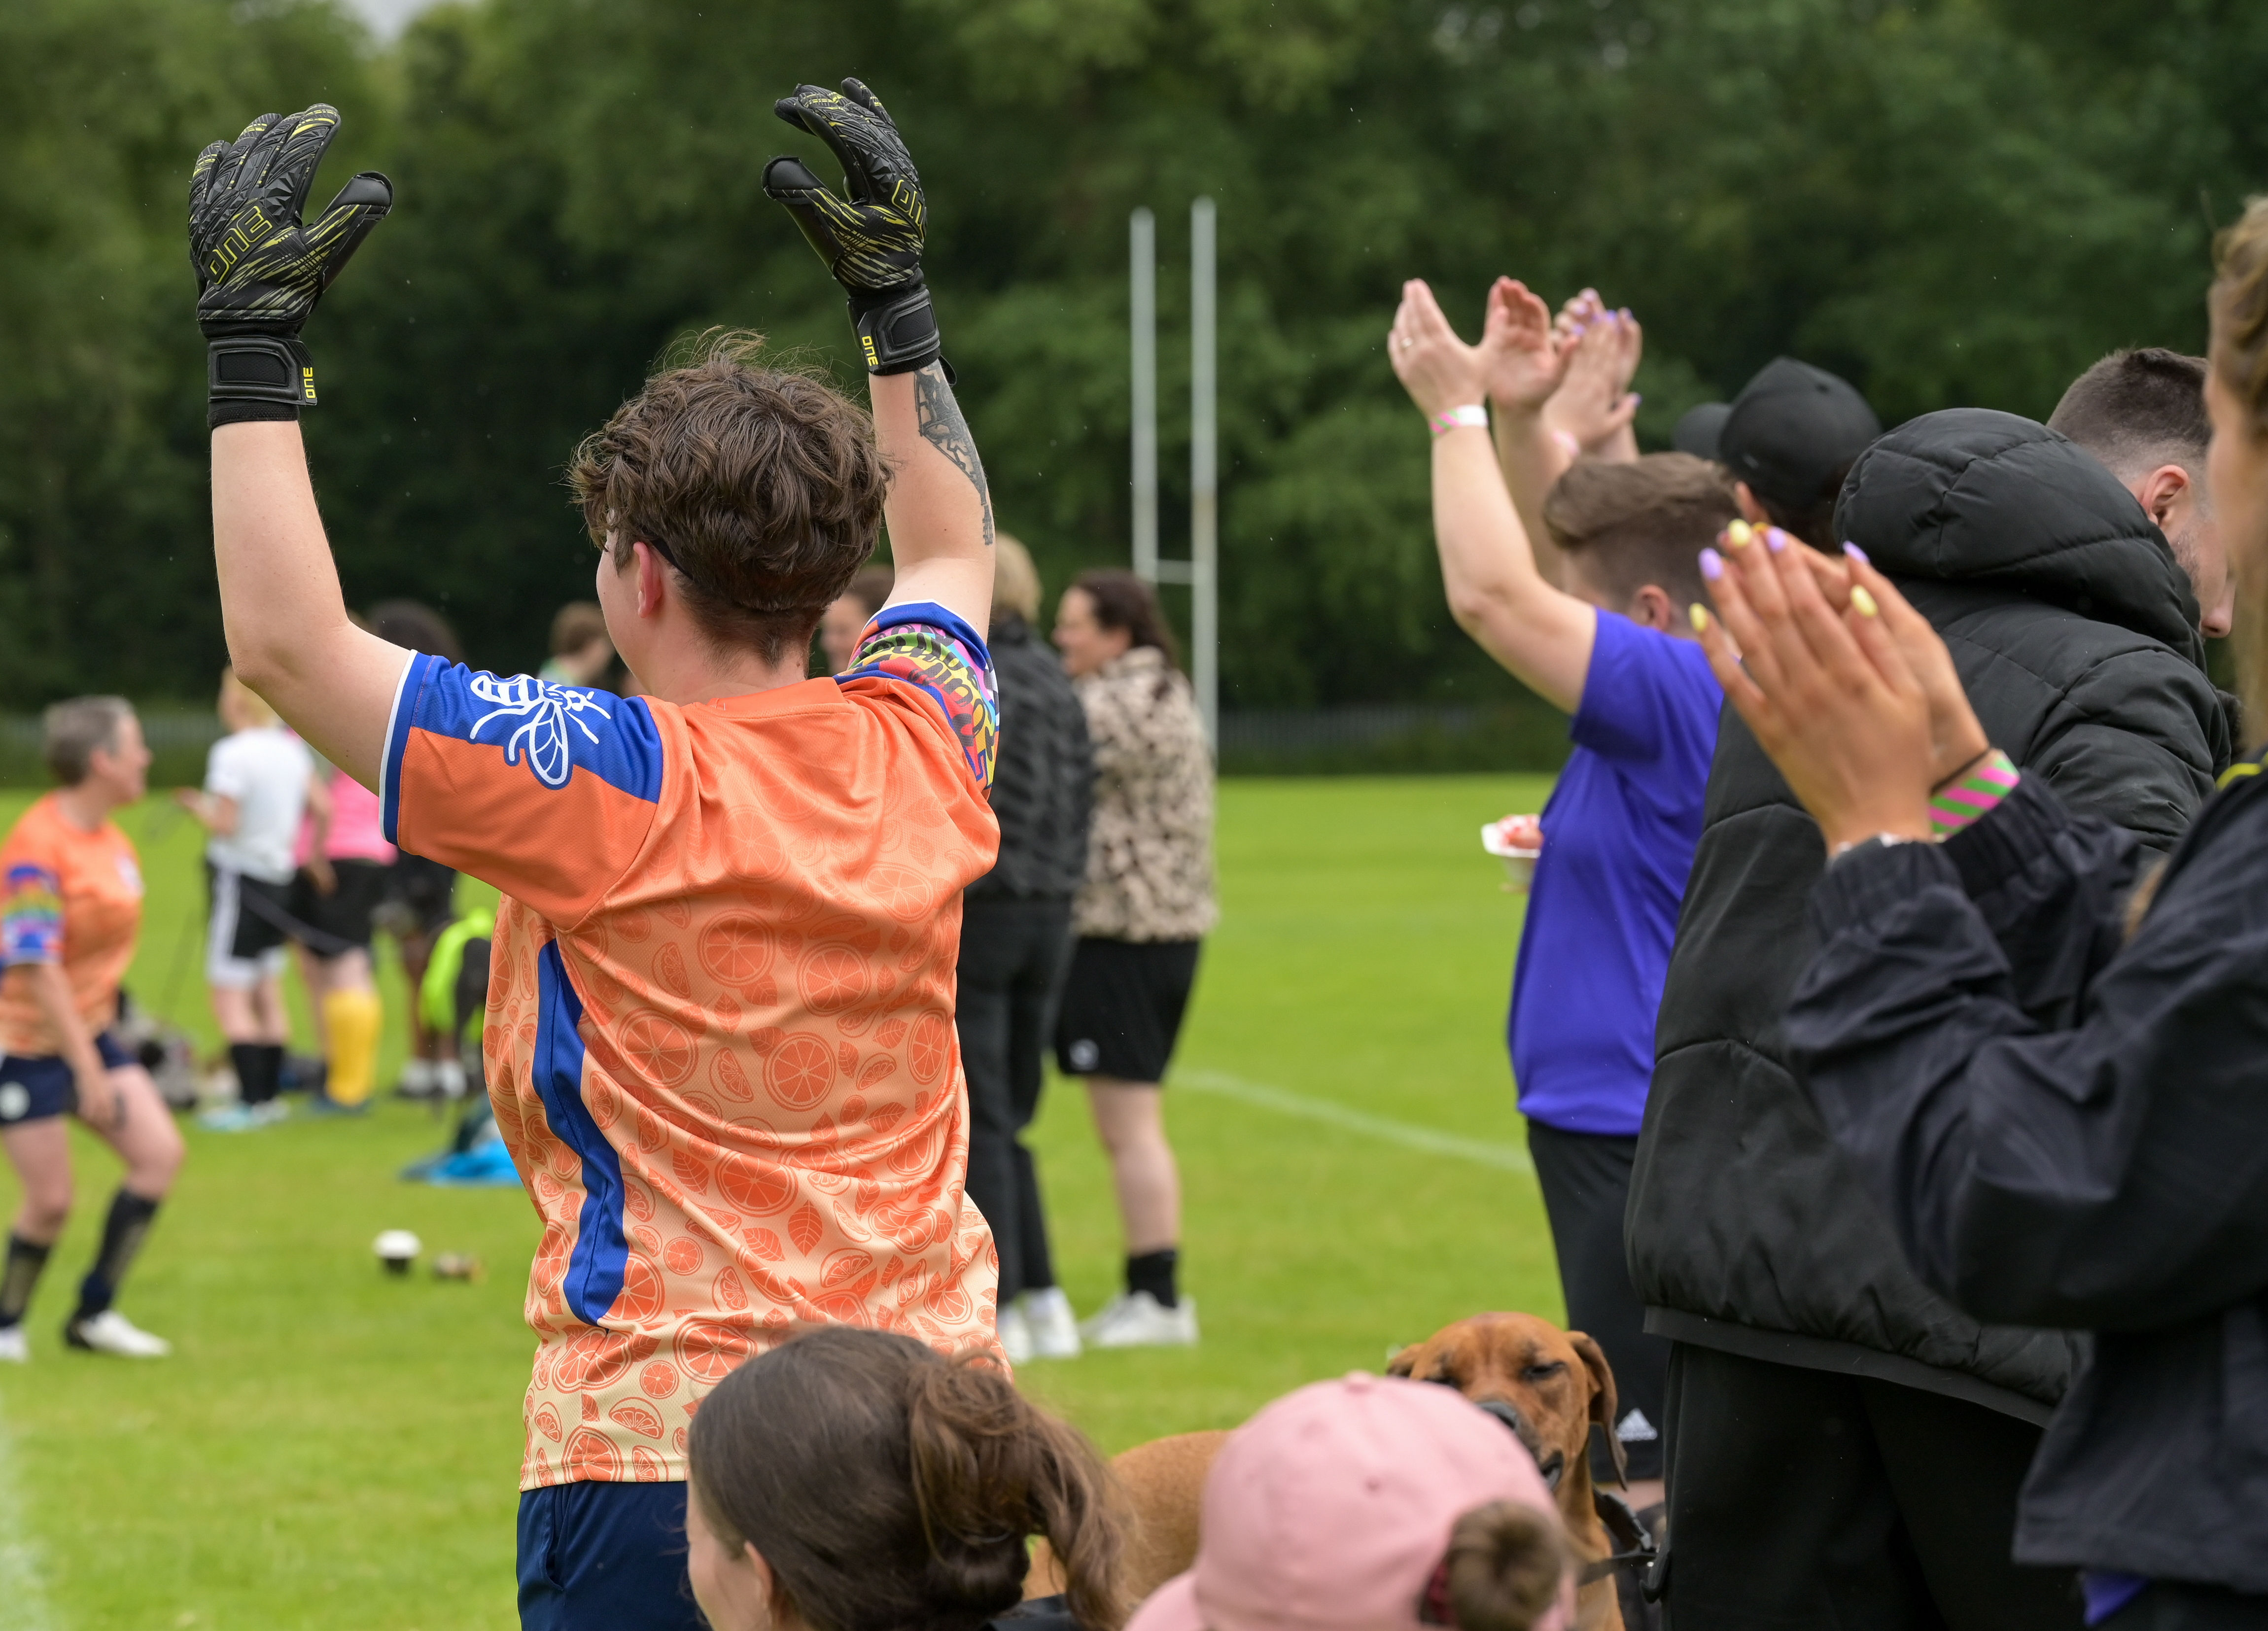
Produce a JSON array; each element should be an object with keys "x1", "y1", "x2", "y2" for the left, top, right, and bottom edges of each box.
[
  {"x1": 1790, "y1": 769, "x2": 2268, "y2": 1591},
  {"x1": 968, "y1": 613, "x2": 1092, "y2": 902},
  {"x1": 1629, "y1": 410, "x2": 2231, "y2": 1418}
]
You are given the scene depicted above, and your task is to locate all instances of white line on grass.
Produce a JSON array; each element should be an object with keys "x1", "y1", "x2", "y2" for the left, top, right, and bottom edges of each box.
[
  {"x1": 0, "y1": 1388, "x2": 56, "y2": 1631},
  {"x1": 1174, "y1": 1068, "x2": 1532, "y2": 1174}
]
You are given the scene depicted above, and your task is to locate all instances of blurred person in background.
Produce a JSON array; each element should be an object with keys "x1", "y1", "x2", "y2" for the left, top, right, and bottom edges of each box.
[
  {"x1": 366, "y1": 599, "x2": 466, "y2": 1102},
  {"x1": 286, "y1": 748, "x2": 393, "y2": 1113},
  {"x1": 537, "y1": 601, "x2": 616, "y2": 689},
  {"x1": 1391, "y1": 279, "x2": 1731, "y2": 1511},
  {"x1": 0, "y1": 698, "x2": 183, "y2": 1360},
  {"x1": 819, "y1": 562, "x2": 895, "y2": 674},
  {"x1": 1051, "y1": 569, "x2": 1216, "y2": 1349},
  {"x1": 1673, "y1": 356, "x2": 1883, "y2": 549},
  {"x1": 2050, "y1": 348, "x2": 2235, "y2": 641},
  {"x1": 956, "y1": 534, "x2": 1092, "y2": 1365},
  {"x1": 179, "y1": 669, "x2": 311, "y2": 1130}
]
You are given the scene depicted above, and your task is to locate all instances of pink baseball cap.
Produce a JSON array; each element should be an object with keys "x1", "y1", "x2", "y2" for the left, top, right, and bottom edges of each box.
[{"x1": 1125, "y1": 1373, "x2": 1574, "y2": 1631}]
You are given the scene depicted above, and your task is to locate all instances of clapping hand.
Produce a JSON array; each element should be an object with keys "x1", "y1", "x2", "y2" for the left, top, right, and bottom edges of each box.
[
  {"x1": 1389, "y1": 280, "x2": 1488, "y2": 419},
  {"x1": 1693, "y1": 522, "x2": 1984, "y2": 853},
  {"x1": 1474, "y1": 278, "x2": 1570, "y2": 416},
  {"x1": 1544, "y1": 293, "x2": 1641, "y2": 459}
]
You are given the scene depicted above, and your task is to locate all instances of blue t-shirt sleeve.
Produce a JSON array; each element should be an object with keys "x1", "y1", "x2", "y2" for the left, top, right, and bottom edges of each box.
[{"x1": 1570, "y1": 611, "x2": 1723, "y2": 792}]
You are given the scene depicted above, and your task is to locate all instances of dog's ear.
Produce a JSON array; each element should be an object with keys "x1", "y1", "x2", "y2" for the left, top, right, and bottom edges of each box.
[
  {"x1": 1386, "y1": 1342, "x2": 1421, "y2": 1378},
  {"x1": 1567, "y1": 1330, "x2": 1627, "y2": 1487}
]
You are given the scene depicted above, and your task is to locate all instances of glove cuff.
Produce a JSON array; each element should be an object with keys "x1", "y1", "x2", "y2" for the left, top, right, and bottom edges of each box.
[
  {"x1": 847, "y1": 286, "x2": 942, "y2": 376},
  {"x1": 208, "y1": 336, "x2": 316, "y2": 426}
]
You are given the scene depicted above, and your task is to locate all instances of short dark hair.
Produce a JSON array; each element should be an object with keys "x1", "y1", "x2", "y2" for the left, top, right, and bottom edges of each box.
[
  {"x1": 569, "y1": 331, "x2": 890, "y2": 666},
  {"x1": 2047, "y1": 348, "x2": 2211, "y2": 482},
  {"x1": 687, "y1": 1327, "x2": 1125, "y2": 1631},
  {"x1": 1542, "y1": 453, "x2": 1738, "y2": 612},
  {"x1": 548, "y1": 602, "x2": 608, "y2": 657},
  {"x1": 42, "y1": 697, "x2": 133, "y2": 786},
  {"x1": 369, "y1": 599, "x2": 463, "y2": 665},
  {"x1": 1068, "y1": 569, "x2": 1179, "y2": 668}
]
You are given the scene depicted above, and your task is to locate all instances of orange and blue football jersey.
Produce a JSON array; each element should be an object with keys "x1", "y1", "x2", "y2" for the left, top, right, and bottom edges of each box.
[{"x1": 381, "y1": 604, "x2": 1001, "y2": 1489}]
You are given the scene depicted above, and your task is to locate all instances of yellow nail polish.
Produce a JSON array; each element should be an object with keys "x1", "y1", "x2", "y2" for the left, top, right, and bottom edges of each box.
[
  {"x1": 1725, "y1": 520, "x2": 1753, "y2": 549},
  {"x1": 1689, "y1": 603, "x2": 1711, "y2": 632},
  {"x1": 1851, "y1": 586, "x2": 1880, "y2": 618}
]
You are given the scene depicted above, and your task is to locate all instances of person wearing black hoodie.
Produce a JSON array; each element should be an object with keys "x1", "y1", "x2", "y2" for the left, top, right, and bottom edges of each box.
[{"x1": 1632, "y1": 412, "x2": 2231, "y2": 1628}]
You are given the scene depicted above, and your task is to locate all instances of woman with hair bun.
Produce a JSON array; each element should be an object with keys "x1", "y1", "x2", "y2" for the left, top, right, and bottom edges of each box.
[
  {"x1": 686, "y1": 1325, "x2": 1125, "y2": 1631},
  {"x1": 1127, "y1": 1373, "x2": 1572, "y2": 1631}
]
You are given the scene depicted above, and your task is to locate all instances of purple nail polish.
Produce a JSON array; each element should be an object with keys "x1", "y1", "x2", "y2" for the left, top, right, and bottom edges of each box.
[
  {"x1": 1843, "y1": 542, "x2": 1869, "y2": 565},
  {"x1": 1765, "y1": 527, "x2": 1786, "y2": 553},
  {"x1": 1699, "y1": 548, "x2": 1725, "y2": 580}
]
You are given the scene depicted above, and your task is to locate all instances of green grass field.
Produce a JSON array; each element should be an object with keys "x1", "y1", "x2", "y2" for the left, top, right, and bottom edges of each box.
[{"x1": 0, "y1": 775, "x2": 1561, "y2": 1631}]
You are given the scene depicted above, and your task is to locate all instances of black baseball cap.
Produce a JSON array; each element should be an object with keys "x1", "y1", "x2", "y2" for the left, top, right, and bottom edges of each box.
[{"x1": 1673, "y1": 358, "x2": 1882, "y2": 510}]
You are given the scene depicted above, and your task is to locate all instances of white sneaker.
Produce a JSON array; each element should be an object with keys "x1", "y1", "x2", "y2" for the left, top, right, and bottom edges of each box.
[
  {"x1": 1079, "y1": 1291, "x2": 1198, "y2": 1349},
  {"x1": 66, "y1": 1310, "x2": 172, "y2": 1357},
  {"x1": 996, "y1": 1302, "x2": 1035, "y2": 1365},
  {"x1": 0, "y1": 1326, "x2": 26, "y2": 1363},
  {"x1": 1020, "y1": 1287, "x2": 1082, "y2": 1359}
]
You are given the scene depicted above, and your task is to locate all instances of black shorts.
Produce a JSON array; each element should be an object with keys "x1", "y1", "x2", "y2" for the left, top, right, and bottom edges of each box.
[
  {"x1": 1526, "y1": 1120, "x2": 1670, "y2": 1482},
  {"x1": 286, "y1": 858, "x2": 390, "y2": 955},
  {"x1": 1052, "y1": 937, "x2": 1201, "y2": 1084},
  {"x1": 206, "y1": 864, "x2": 294, "y2": 989},
  {"x1": 378, "y1": 852, "x2": 458, "y2": 939},
  {"x1": 0, "y1": 1030, "x2": 135, "y2": 1127}
]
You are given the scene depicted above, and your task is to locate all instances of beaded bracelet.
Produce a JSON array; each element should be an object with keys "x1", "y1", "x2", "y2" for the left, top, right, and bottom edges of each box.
[{"x1": 1929, "y1": 748, "x2": 2020, "y2": 838}]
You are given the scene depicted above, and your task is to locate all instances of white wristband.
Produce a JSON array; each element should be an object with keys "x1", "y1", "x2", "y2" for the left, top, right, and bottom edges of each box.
[{"x1": 1429, "y1": 404, "x2": 1488, "y2": 437}]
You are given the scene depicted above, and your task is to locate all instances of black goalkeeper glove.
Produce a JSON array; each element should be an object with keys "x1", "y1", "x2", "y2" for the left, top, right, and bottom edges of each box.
[
  {"x1": 188, "y1": 104, "x2": 392, "y2": 427},
  {"x1": 763, "y1": 78, "x2": 943, "y2": 376}
]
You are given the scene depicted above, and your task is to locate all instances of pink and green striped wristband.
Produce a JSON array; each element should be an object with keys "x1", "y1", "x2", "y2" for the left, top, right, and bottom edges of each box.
[{"x1": 1930, "y1": 748, "x2": 2020, "y2": 838}]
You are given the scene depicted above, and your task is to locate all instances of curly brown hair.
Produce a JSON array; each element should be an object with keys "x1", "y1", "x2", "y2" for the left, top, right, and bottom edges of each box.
[{"x1": 567, "y1": 332, "x2": 890, "y2": 664}]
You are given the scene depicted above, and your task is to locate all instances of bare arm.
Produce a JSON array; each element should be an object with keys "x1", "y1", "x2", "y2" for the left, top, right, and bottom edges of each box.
[
  {"x1": 210, "y1": 422, "x2": 411, "y2": 792},
  {"x1": 174, "y1": 789, "x2": 241, "y2": 837},
  {"x1": 1473, "y1": 278, "x2": 1577, "y2": 587},
  {"x1": 25, "y1": 963, "x2": 115, "y2": 1129},
  {"x1": 869, "y1": 363, "x2": 994, "y2": 632},
  {"x1": 1391, "y1": 281, "x2": 1596, "y2": 713}
]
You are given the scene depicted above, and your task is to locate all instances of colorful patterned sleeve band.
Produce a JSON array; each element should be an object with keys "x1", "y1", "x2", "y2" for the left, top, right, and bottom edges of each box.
[{"x1": 1929, "y1": 748, "x2": 2020, "y2": 839}]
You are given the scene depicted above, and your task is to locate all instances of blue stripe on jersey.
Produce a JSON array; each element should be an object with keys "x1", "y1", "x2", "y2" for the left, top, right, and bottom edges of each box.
[
  {"x1": 534, "y1": 941, "x2": 629, "y2": 1325},
  {"x1": 379, "y1": 652, "x2": 425, "y2": 847},
  {"x1": 392, "y1": 655, "x2": 666, "y2": 808}
]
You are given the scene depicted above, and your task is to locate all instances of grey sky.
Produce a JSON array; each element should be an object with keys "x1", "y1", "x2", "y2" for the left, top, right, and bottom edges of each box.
[{"x1": 341, "y1": 0, "x2": 445, "y2": 40}]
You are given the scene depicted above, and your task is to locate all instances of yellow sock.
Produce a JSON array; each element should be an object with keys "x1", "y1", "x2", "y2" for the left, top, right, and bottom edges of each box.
[{"x1": 322, "y1": 988, "x2": 384, "y2": 1107}]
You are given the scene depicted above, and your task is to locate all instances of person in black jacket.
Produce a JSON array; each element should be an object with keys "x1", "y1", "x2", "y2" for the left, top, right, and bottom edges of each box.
[
  {"x1": 1631, "y1": 413, "x2": 2232, "y2": 1628},
  {"x1": 1687, "y1": 208, "x2": 2268, "y2": 1613},
  {"x1": 957, "y1": 535, "x2": 1094, "y2": 1366}
]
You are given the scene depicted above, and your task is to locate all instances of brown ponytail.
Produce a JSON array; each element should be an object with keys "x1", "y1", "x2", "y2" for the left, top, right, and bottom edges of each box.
[
  {"x1": 1440, "y1": 1501, "x2": 1566, "y2": 1631},
  {"x1": 688, "y1": 1325, "x2": 1125, "y2": 1631}
]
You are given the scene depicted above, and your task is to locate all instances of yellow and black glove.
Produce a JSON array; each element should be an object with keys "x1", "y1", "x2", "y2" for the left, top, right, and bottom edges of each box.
[
  {"x1": 188, "y1": 105, "x2": 392, "y2": 427},
  {"x1": 763, "y1": 79, "x2": 943, "y2": 376}
]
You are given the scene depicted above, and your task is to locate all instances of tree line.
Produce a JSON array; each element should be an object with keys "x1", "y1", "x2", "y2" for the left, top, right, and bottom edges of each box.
[{"x1": 1, "y1": 0, "x2": 2257, "y2": 709}]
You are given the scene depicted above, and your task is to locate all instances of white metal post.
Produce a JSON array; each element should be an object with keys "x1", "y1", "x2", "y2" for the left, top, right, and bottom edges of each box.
[
  {"x1": 1189, "y1": 197, "x2": 1219, "y2": 746},
  {"x1": 1130, "y1": 208, "x2": 1158, "y2": 585}
]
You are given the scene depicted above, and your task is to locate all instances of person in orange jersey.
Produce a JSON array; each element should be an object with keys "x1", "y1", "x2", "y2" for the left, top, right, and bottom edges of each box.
[
  {"x1": 189, "y1": 83, "x2": 998, "y2": 1630},
  {"x1": 0, "y1": 698, "x2": 185, "y2": 1361}
]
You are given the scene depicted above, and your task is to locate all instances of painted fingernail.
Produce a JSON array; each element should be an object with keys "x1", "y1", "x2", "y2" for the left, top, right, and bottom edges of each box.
[
  {"x1": 1699, "y1": 548, "x2": 1725, "y2": 581},
  {"x1": 1690, "y1": 604, "x2": 1711, "y2": 632},
  {"x1": 1843, "y1": 542, "x2": 1869, "y2": 565},
  {"x1": 1725, "y1": 520, "x2": 1753, "y2": 549},
  {"x1": 1764, "y1": 527, "x2": 1787, "y2": 553},
  {"x1": 1851, "y1": 586, "x2": 1880, "y2": 618},
  {"x1": 1632, "y1": 393, "x2": 1643, "y2": 404}
]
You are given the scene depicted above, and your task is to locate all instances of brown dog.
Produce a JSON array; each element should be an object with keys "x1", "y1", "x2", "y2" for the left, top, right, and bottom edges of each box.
[{"x1": 1388, "y1": 1312, "x2": 1636, "y2": 1631}]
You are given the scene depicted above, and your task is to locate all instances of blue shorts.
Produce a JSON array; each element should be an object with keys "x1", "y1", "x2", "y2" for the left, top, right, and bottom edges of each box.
[
  {"x1": 518, "y1": 1481, "x2": 700, "y2": 1631},
  {"x1": 0, "y1": 1031, "x2": 135, "y2": 1128}
]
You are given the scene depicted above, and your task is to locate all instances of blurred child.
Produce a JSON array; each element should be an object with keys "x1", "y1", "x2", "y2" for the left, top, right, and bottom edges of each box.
[
  {"x1": 819, "y1": 563, "x2": 895, "y2": 673},
  {"x1": 178, "y1": 669, "x2": 310, "y2": 1128},
  {"x1": 286, "y1": 755, "x2": 391, "y2": 1110},
  {"x1": 538, "y1": 601, "x2": 615, "y2": 689}
]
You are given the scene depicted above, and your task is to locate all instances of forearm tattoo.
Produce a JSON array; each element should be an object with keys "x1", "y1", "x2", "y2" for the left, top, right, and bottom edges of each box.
[{"x1": 915, "y1": 362, "x2": 994, "y2": 547}]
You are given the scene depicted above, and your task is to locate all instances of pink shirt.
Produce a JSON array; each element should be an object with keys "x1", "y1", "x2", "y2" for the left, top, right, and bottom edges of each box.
[{"x1": 296, "y1": 770, "x2": 397, "y2": 867}]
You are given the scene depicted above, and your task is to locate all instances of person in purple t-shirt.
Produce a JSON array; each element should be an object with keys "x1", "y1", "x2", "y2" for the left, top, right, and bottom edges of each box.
[{"x1": 1390, "y1": 278, "x2": 1734, "y2": 1510}]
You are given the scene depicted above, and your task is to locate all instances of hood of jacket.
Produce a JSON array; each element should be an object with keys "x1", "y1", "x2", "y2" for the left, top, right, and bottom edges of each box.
[{"x1": 1837, "y1": 409, "x2": 2206, "y2": 667}]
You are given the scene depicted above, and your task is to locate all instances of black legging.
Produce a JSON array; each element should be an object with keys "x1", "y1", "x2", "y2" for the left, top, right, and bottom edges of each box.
[{"x1": 954, "y1": 896, "x2": 1074, "y2": 1300}]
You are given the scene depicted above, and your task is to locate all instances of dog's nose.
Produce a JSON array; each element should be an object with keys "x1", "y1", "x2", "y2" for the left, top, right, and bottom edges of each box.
[{"x1": 1473, "y1": 1397, "x2": 1551, "y2": 1467}]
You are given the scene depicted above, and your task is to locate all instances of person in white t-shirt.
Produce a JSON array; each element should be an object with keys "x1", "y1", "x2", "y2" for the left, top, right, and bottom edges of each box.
[{"x1": 176, "y1": 670, "x2": 311, "y2": 1129}]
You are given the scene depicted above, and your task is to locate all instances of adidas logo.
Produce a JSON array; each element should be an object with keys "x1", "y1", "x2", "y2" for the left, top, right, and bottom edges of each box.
[{"x1": 1615, "y1": 1408, "x2": 1659, "y2": 1443}]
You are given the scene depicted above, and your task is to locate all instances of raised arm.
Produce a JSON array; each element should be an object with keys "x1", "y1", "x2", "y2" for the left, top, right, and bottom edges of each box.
[
  {"x1": 763, "y1": 79, "x2": 991, "y2": 632},
  {"x1": 1474, "y1": 278, "x2": 1576, "y2": 579},
  {"x1": 1390, "y1": 281, "x2": 1596, "y2": 712},
  {"x1": 189, "y1": 107, "x2": 404, "y2": 790}
]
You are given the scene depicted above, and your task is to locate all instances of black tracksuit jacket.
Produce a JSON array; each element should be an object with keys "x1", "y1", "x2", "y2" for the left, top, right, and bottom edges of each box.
[
  {"x1": 1788, "y1": 766, "x2": 2268, "y2": 1592},
  {"x1": 967, "y1": 613, "x2": 1092, "y2": 902},
  {"x1": 1630, "y1": 410, "x2": 2231, "y2": 1418}
]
